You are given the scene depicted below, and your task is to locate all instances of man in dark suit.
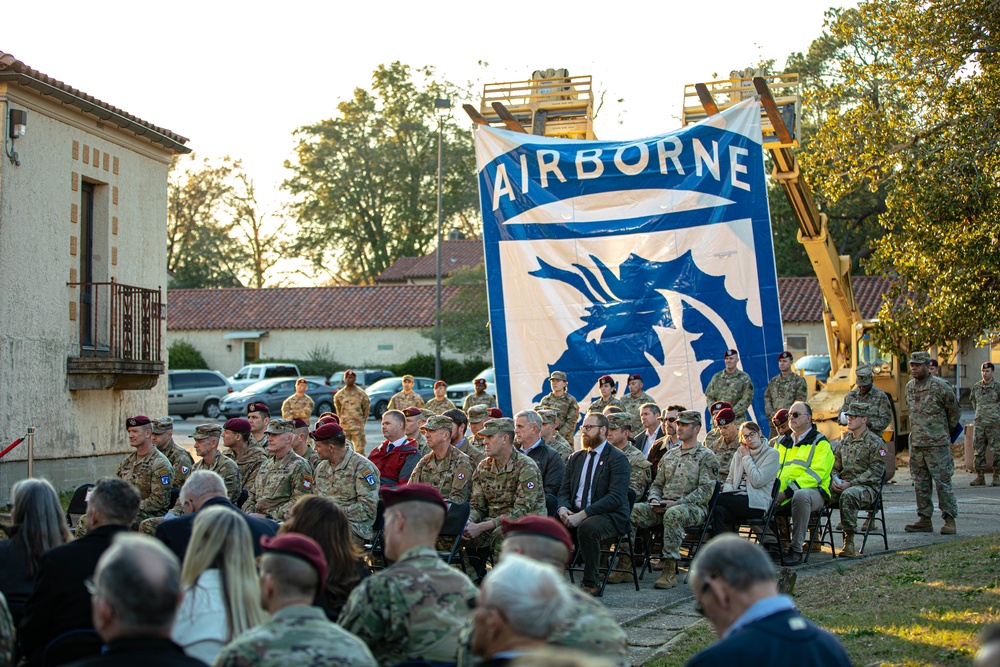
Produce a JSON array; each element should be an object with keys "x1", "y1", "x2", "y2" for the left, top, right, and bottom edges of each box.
[
  {"x1": 155, "y1": 470, "x2": 277, "y2": 562},
  {"x1": 556, "y1": 412, "x2": 631, "y2": 595},
  {"x1": 515, "y1": 410, "x2": 565, "y2": 498},
  {"x1": 19, "y1": 479, "x2": 140, "y2": 667},
  {"x1": 633, "y1": 403, "x2": 662, "y2": 457}
]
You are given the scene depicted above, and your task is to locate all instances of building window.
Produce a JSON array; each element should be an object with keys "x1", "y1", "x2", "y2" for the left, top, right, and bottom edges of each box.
[
  {"x1": 785, "y1": 335, "x2": 808, "y2": 359},
  {"x1": 243, "y1": 340, "x2": 260, "y2": 364},
  {"x1": 991, "y1": 341, "x2": 1000, "y2": 365},
  {"x1": 378, "y1": 344, "x2": 394, "y2": 351}
]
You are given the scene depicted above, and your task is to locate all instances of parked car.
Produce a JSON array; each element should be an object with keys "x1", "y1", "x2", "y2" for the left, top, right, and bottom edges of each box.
[
  {"x1": 794, "y1": 354, "x2": 832, "y2": 384},
  {"x1": 168, "y1": 370, "x2": 233, "y2": 420},
  {"x1": 365, "y1": 376, "x2": 437, "y2": 420},
  {"x1": 446, "y1": 366, "x2": 495, "y2": 403},
  {"x1": 219, "y1": 377, "x2": 336, "y2": 419},
  {"x1": 228, "y1": 363, "x2": 301, "y2": 392},
  {"x1": 328, "y1": 369, "x2": 393, "y2": 391}
]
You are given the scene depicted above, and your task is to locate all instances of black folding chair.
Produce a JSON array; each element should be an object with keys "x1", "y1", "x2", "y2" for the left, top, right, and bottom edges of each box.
[
  {"x1": 820, "y1": 472, "x2": 889, "y2": 555},
  {"x1": 235, "y1": 488, "x2": 249, "y2": 510},
  {"x1": 365, "y1": 501, "x2": 386, "y2": 571},
  {"x1": 739, "y1": 478, "x2": 781, "y2": 543},
  {"x1": 772, "y1": 495, "x2": 837, "y2": 564},
  {"x1": 677, "y1": 481, "x2": 723, "y2": 581},
  {"x1": 567, "y1": 489, "x2": 639, "y2": 596},
  {"x1": 65, "y1": 483, "x2": 94, "y2": 529},
  {"x1": 437, "y1": 502, "x2": 471, "y2": 565}
]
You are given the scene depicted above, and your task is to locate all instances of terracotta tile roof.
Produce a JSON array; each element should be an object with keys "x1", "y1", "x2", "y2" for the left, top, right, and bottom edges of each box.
[
  {"x1": 0, "y1": 50, "x2": 190, "y2": 153},
  {"x1": 167, "y1": 285, "x2": 461, "y2": 331},
  {"x1": 376, "y1": 239, "x2": 485, "y2": 283},
  {"x1": 778, "y1": 275, "x2": 894, "y2": 322}
]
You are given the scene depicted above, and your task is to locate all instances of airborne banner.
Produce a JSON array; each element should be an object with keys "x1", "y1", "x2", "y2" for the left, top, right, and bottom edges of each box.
[{"x1": 474, "y1": 99, "x2": 783, "y2": 430}]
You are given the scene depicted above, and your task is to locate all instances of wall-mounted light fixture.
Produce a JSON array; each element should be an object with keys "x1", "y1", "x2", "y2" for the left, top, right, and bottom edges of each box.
[
  {"x1": 226, "y1": 344, "x2": 232, "y2": 352},
  {"x1": 5, "y1": 108, "x2": 27, "y2": 166}
]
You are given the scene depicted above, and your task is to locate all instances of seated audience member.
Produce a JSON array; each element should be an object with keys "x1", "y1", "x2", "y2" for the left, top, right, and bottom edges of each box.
[
  {"x1": 278, "y1": 496, "x2": 370, "y2": 621},
  {"x1": 0, "y1": 479, "x2": 71, "y2": 624},
  {"x1": 713, "y1": 422, "x2": 780, "y2": 532},
  {"x1": 310, "y1": 420, "x2": 380, "y2": 546},
  {"x1": 647, "y1": 404, "x2": 684, "y2": 478},
  {"x1": 516, "y1": 409, "x2": 565, "y2": 499},
  {"x1": 683, "y1": 535, "x2": 851, "y2": 666},
  {"x1": 368, "y1": 410, "x2": 421, "y2": 487},
  {"x1": 171, "y1": 507, "x2": 268, "y2": 664},
  {"x1": 831, "y1": 403, "x2": 887, "y2": 557},
  {"x1": 633, "y1": 403, "x2": 662, "y2": 457},
  {"x1": 214, "y1": 533, "x2": 377, "y2": 667},
  {"x1": 470, "y1": 554, "x2": 570, "y2": 666},
  {"x1": 69, "y1": 534, "x2": 206, "y2": 666},
  {"x1": 769, "y1": 409, "x2": 791, "y2": 444}
]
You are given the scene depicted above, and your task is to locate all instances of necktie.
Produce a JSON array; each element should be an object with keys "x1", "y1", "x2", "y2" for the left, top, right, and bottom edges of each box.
[
  {"x1": 384, "y1": 440, "x2": 394, "y2": 454},
  {"x1": 581, "y1": 450, "x2": 597, "y2": 509}
]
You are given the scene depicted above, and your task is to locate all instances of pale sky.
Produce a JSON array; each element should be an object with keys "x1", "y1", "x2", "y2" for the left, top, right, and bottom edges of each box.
[{"x1": 9, "y1": 0, "x2": 849, "y2": 284}]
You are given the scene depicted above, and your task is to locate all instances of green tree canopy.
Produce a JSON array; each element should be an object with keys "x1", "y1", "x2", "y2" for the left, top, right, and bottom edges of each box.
[
  {"x1": 283, "y1": 62, "x2": 480, "y2": 285},
  {"x1": 421, "y1": 263, "x2": 491, "y2": 358}
]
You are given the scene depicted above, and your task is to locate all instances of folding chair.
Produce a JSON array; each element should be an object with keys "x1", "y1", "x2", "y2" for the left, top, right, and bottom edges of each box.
[
  {"x1": 567, "y1": 489, "x2": 639, "y2": 596},
  {"x1": 740, "y1": 478, "x2": 781, "y2": 544},
  {"x1": 235, "y1": 488, "x2": 249, "y2": 510},
  {"x1": 365, "y1": 500, "x2": 386, "y2": 571},
  {"x1": 65, "y1": 483, "x2": 94, "y2": 529},
  {"x1": 819, "y1": 472, "x2": 888, "y2": 555},
  {"x1": 677, "y1": 481, "x2": 722, "y2": 581},
  {"x1": 436, "y1": 501, "x2": 470, "y2": 565},
  {"x1": 771, "y1": 496, "x2": 837, "y2": 564}
]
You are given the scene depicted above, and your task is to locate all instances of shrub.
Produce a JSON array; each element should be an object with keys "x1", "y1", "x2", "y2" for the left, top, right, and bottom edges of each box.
[
  {"x1": 257, "y1": 345, "x2": 343, "y2": 378},
  {"x1": 168, "y1": 340, "x2": 208, "y2": 369}
]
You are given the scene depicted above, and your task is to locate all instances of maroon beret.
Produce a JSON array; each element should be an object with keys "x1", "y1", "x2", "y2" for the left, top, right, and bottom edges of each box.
[
  {"x1": 487, "y1": 407, "x2": 503, "y2": 419},
  {"x1": 402, "y1": 406, "x2": 423, "y2": 418},
  {"x1": 223, "y1": 417, "x2": 252, "y2": 433},
  {"x1": 310, "y1": 422, "x2": 344, "y2": 441},
  {"x1": 598, "y1": 374, "x2": 614, "y2": 386},
  {"x1": 318, "y1": 415, "x2": 340, "y2": 425},
  {"x1": 344, "y1": 369, "x2": 356, "y2": 376},
  {"x1": 380, "y1": 482, "x2": 448, "y2": 514},
  {"x1": 627, "y1": 374, "x2": 642, "y2": 382},
  {"x1": 714, "y1": 408, "x2": 737, "y2": 426},
  {"x1": 260, "y1": 534, "x2": 327, "y2": 594},
  {"x1": 984, "y1": 362, "x2": 995, "y2": 371},
  {"x1": 125, "y1": 415, "x2": 151, "y2": 429},
  {"x1": 247, "y1": 402, "x2": 270, "y2": 415},
  {"x1": 778, "y1": 351, "x2": 793, "y2": 360},
  {"x1": 723, "y1": 349, "x2": 739, "y2": 358},
  {"x1": 709, "y1": 401, "x2": 732, "y2": 414},
  {"x1": 501, "y1": 515, "x2": 574, "y2": 556},
  {"x1": 292, "y1": 417, "x2": 309, "y2": 429},
  {"x1": 928, "y1": 359, "x2": 939, "y2": 368},
  {"x1": 434, "y1": 380, "x2": 447, "y2": 388},
  {"x1": 772, "y1": 409, "x2": 789, "y2": 426},
  {"x1": 474, "y1": 378, "x2": 487, "y2": 386}
]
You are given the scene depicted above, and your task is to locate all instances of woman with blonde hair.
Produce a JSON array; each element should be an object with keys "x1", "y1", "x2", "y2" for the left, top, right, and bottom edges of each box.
[
  {"x1": 171, "y1": 506, "x2": 267, "y2": 663},
  {"x1": 0, "y1": 478, "x2": 70, "y2": 624},
  {"x1": 712, "y1": 421, "x2": 780, "y2": 533}
]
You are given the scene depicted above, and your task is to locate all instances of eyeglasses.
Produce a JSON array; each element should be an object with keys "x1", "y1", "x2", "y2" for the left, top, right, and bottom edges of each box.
[
  {"x1": 789, "y1": 411, "x2": 803, "y2": 418},
  {"x1": 581, "y1": 425, "x2": 603, "y2": 431}
]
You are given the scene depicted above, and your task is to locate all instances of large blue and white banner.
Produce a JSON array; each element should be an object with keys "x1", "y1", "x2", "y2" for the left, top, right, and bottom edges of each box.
[{"x1": 474, "y1": 99, "x2": 783, "y2": 428}]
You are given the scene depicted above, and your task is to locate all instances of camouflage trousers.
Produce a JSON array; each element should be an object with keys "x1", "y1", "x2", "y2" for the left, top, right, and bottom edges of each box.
[
  {"x1": 631, "y1": 502, "x2": 707, "y2": 560},
  {"x1": 344, "y1": 425, "x2": 366, "y2": 455},
  {"x1": 910, "y1": 446, "x2": 957, "y2": 519},
  {"x1": 833, "y1": 486, "x2": 877, "y2": 533},
  {"x1": 465, "y1": 524, "x2": 505, "y2": 563},
  {"x1": 973, "y1": 420, "x2": 1000, "y2": 471}
]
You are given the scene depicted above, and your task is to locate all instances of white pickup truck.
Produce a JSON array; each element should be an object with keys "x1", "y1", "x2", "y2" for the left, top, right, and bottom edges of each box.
[{"x1": 228, "y1": 363, "x2": 302, "y2": 392}]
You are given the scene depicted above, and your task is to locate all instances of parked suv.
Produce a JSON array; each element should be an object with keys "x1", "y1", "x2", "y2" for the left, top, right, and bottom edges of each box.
[
  {"x1": 228, "y1": 363, "x2": 301, "y2": 392},
  {"x1": 219, "y1": 378, "x2": 336, "y2": 418},
  {"x1": 168, "y1": 370, "x2": 232, "y2": 420},
  {"x1": 328, "y1": 369, "x2": 393, "y2": 390},
  {"x1": 447, "y1": 366, "x2": 495, "y2": 403}
]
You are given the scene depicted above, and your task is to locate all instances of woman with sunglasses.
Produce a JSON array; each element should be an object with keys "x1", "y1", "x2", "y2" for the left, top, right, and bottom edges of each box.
[{"x1": 712, "y1": 422, "x2": 780, "y2": 533}]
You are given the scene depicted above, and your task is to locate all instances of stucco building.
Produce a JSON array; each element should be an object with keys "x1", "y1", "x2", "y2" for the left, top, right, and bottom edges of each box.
[{"x1": 0, "y1": 51, "x2": 189, "y2": 501}]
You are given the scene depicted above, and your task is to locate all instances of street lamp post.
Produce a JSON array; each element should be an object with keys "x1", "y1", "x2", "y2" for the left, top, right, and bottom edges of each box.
[{"x1": 434, "y1": 98, "x2": 451, "y2": 382}]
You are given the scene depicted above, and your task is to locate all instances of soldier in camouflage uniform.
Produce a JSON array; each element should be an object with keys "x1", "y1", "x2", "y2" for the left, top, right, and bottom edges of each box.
[
  {"x1": 705, "y1": 349, "x2": 755, "y2": 421},
  {"x1": 216, "y1": 533, "x2": 377, "y2": 667},
  {"x1": 904, "y1": 351, "x2": 962, "y2": 535},
  {"x1": 588, "y1": 374, "x2": 625, "y2": 414},
  {"x1": 191, "y1": 424, "x2": 242, "y2": 504},
  {"x1": 244, "y1": 419, "x2": 314, "y2": 521},
  {"x1": 838, "y1": 363, "x2": 894, "y2": 436},
  {"x1": 117, "y1": 416, "x2": 174, "y2": 529},
  {"x1": 311, "y1": 421, "x2": 380, "y2": 544},
  {"x1": 539, "y1": 371, "x2": 581, "y2": 443},
  {"x1": 247, "y1": 402, "x2": 271, "y2": 450},
  {"x1": 150, "y1": 417, "x2": 193, "y2": 490},
  {"x1": 291, "y1": 419, "x2": 319, "y2": 473},
  {"x1": 388, "y1": 374, "x2": 426, "y2": 412},
  {"x1": 831, "y1": 403, "x2": 887, "y2": 557},
  {"x1": 403, "y1": 406, "x2": 431, "y2": 456},
  {"x1": 705, "y1": 408, "x2": 741, "y2": 482},
  {"x1": 334, "y1": 370, "x2": 370, "y2": 455},
  {"x1": 462, "y1": 378, "x2": 497, "y2": 413},
  {"x1": 463, "y1": 418, "x2": 547, "y2": 564},
  {"x1": 411, "y1": 415, "x2": 476, "y2": 503},
  {"x1": 339, "y1": 484, "x2": 478, "y2": 666},
  {"x1": 620, "y1": 374, "x2": 656, "y2": 426},
  {"x1": 537, "y1": 408, "x2": 573, "y2": 463},
  {"x1": 763, "y1": 351, "x2": 808, "y2": 422},
  {"x1": 223, "y1": 417, "x2": 267, "y2": 495},
  {"x1": 424, "y1": 380, "x2": 457, "y2": 415},
  {"x1": 629, "y1": 410, "x2": 719, "y2": 589},
  {"x1": 281, "y1": 378, "x2": 315, "y2": 419},
  {"x1": 445, "y1": 408, "x2": 486, "y2": 466},
  {"x1": 971, "y1": 362, "x2": 1000, "y2": 486},
  {"x1": 465, "y1": 404, "x2": 491, "y2": 448},
  {"x1": 607, "y1": 412, "x2": 652, "y2": 500}
]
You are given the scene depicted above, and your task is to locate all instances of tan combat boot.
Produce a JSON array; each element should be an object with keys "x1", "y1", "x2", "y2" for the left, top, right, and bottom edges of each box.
[
  {"x1": 839, "y1": 532, "x2": 857, "y2": 558},
  {"x1": 904, "y1": 516, "x2": 933, "y2": 533},
  {"x1": 654, "y1": 558, "x2": 677, "y2": 589},
  {"x1": 941, "y1": 516, "x2": 956, "y2": 535},
  {"x1": 607, "y1": 554, "x2": 634, "y2": 584},
  {"x1": 993, "y1": 471, "x2": 1000, "y2": 487},
  {"x1": 971, "y1": 472, "x2": 986, "y2": 486}
]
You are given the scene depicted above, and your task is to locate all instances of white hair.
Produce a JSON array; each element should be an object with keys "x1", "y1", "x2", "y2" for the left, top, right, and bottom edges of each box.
[{"x1": 483, "y1": 553, "x2": 570, "y2": 639}]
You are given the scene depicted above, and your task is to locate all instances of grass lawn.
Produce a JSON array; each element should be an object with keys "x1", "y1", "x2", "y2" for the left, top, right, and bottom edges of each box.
[{"x1": 652, "y1": 535, "x2": 1000, "y2": 666}]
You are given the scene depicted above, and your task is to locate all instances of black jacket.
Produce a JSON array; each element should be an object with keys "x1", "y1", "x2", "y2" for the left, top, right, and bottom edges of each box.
[
  {"x1": 65, "y1": 637, "x2": 208, "y2": 667},
  {"x1": 522, "y1": 441, "x2": 566, "y2": 498},
  {"x1": 558, "y1": 443, "x2": 631, "y2": 533},
  {"x1": 155, "y1": 496, "x2": 278, "y2": 562}
]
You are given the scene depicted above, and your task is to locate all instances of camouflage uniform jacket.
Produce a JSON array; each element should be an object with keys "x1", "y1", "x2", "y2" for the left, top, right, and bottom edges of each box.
[
  {"x1": 469, "y1": 449, "x2": 547, "y2": 526},
  {"x1": 588, "y1": 396, "x2": 625, "y2": 414},
  {"x1": 281, "y1": 393, "x2": 315, "y2": 420},
  {"x1": 0, "y1": 592, "x2": 14, "y2": 667},
  {"x1": 705, "y1": 369, "x2": 755, "y2": 419},
  {"x1": 158, "y1": 440, "x2": 193, "y2": 490},
  {"x1": 411, "y1": 447, "x2": 476, "y2": 503},
  {"x1": 424, "y1": 397, "x2": 457, "y2": 415},
  {"x1": 705, "y1": 432, "x2": 740, "y2": 482},
  {"x1": 233, "y1": 446, "x2": 268, "y2": 492},
  {"x1": 545, "y1": 432, "x2": 574, "y2": 464},
  {"x1": 117, "y1": 448, "x2": 173, "y2": 523},
  {"x1": 764, "y1": 372, "x2": 807, "y2": 420},
  {"x1": 648, "y1": 445, "x2": 719, "y2": 508},
  {"x1": 215, "y1": 605, "x2": 377, "y2": 667},
  {"x1": 617, "y1": 443, "x2": 652, "y2": 499},
  {"x1": 249, "y1": 432, "x2": 269, "y2": 450},
  {"x1": 462, "y1": 391, "x2": 496, "y2": 413},
  {"x1": 414, "y1": 432, "x2": 430, "y2": 457},
  {"x1": 906, "y1": 376, "x2": 961, "y2": 448},
  {"x1": 621, "y1": 391, "x2": 656, "y2": 418},
  {"x1": 539, "y1": 391, "x2": 580, "y2": 441},
  {"x1": 314, "y1": 449, "x2": 380, "y2": 541},
  {"x1": 554, "y1": 585, "x2": 629, "y2": 664},
  {"x1": 455, "y1": 437, "x2": 486, "y2": 467},
  {"x1": 971, "y1": 379, "x2": 1000, "y2": 425},
  {"x1": 335, "y1": 385, "x2": 371, "y2": 429},
  {"x1": 834, "y1": 429, "x2": 887, "y2": 491},
  {"x1": 338, "y1": 545, "x2": 478, "y2": 666},
  {"x1": 388, "y1": 391, "x2": 425, "y2": 412},
  {"x1": 244, "y1": 449, "x2": 313, "y2": 520},
  {"x1": 840, "y1": 385, "x2": 894, "y2": 435},
  {"x1": 193, "y1": 452, "x2": 242, "y2": 504},
  {"x1": 304, "y1": 445, "x2": 320, "y2": 471}
]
